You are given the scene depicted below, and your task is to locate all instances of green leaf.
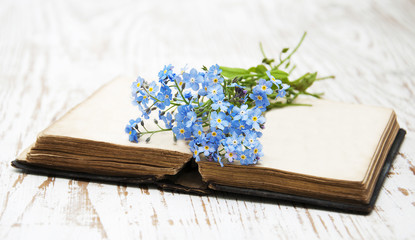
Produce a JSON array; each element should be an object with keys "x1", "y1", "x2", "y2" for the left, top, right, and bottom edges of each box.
[
  {"x1": 268, "y1": 69, "x2": 289, "y2": 82},
  {"x1": 220, "y1": 66, "x2": 251, "y2": 79},
  {"x1": 270, "y1": 69, "x2": 289, "y2": 76},
  {"x1": 255, "y1": 64, "x2": 267, "y2": 74}
]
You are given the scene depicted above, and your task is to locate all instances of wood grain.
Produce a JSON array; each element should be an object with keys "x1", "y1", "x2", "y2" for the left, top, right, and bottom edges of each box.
[{"x1": 1, "y1": 0, "x2": 414, "y2": 239}]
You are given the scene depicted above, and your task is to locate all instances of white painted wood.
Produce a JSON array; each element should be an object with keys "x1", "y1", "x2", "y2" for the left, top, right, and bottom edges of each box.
[{"x1": 1, "y1": 0, "x2": 414, "y2": 239}]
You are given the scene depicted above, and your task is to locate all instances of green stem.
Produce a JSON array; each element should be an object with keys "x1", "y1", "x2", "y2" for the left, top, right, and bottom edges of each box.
[
  {"x1": 143, "y1": 88, "x2": 161, "y2": 102},
  {"x1": 174, "y1": 79, "x2": 189, "y2": 104},
  {"x1": 141, "y1": 128, "x2": 172, "y2": 135},
  {"x1": 259, "y1": 42, "x2": 267, "y2": 59},
  {"x1": 276, "y1": 32, "x2": 307, "y2": 69},
  {"x1": 316, "y1": 75, "x2": 335, "y2": 81}
]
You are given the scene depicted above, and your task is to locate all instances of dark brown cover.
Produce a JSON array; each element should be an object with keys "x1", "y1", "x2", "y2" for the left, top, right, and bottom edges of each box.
[{"x1": 11, "y1": 129, "x2": 406, "y2": 214}]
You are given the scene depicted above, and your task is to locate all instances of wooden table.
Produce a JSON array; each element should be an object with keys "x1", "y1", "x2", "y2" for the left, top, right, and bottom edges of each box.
[{"x1": 1, "y1": 0, "x2": 414, "y2": 239}]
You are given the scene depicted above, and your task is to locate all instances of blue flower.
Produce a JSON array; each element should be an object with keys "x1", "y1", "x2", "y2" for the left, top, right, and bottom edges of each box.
[
  {"x1": 192, "y1": 124, "x2": 206, "y2": 141},
  {"x1": 253, "y1": 78, "x2": 273, "y2": 95},
  {"x1": 183, "y1": 68, "x2": 203, "y2": 91},
  {"x1": 266, "y1": 71, "x2": 282, "y2": 86},
  {"x1": 175, "y1": 75, "x2": 185, "y2": 88},
  {"x1": 125, "y1": 118, "x2": 141, "y2": 143},
  {"x1": 139, "y1": 104, "x2": 151, "y2": 120},
  {"x1": 172, "y1": 123, "x2": 191, "y2": 140},
  {"x1": 243, "y1": 132, "x2": 258, "y2": 148},
  {"x1": 136, "y1": 90, "x2": 150, "y2": 105},
  {"x1": 209, "y1": 74, "x2": 224, "y2": 85},
  {"x1": 207, "y1": 84, "x2": 224, "y2": 101},
  {"x1": 212, "y1": 149, "x2": 224, "y2": 167},
  {"x1": 198, "y1": 82, "x2": 209, "y2": 96},
  {"x1": 157, "y1": 86, "x2": 172, "y2": 109},
  {"x1": 199, "y1": 140, "x2": 215, "y2": 156},
  {"x1": 225, "y1": 151, "x2": 237, "y2": 163},
  {"x1": 159, "y1": 111, "x2": 173, "y2": 128},
  {"x1": 238, "y1": 149, "x2": 253, "y2": 165},
  {"x1": 211, "y1": 100, "x2": 230, "y2": 111},
  {"x1": 230, "y1": 119, "x2": 249, "y2": 134},
  {"x1": 229, "y1": 82, "x2": 243, "y2": 88},
  {"x1": 224, "y1": 133, "x2": 244, "y2": 152},
  {"x1": 183, "y1": 90, "x2": 194, "y2": 101},
  {"x1": 207, "y1": 128, "x2": 224, "y2": 142},
  {"x1": 210, "y1": 111, "x2": 229, "y2": 130},
  {"x1": 232, "y1": 104, "x2": 249, "y2": 121},
  {"x1": 180, "y1": 64, "x2": 189, "y2": 75},
  {"x1": 131, "y1": 77, "x2": 144, "y2": 96},
  {"x1": 249, "y1": 91, "x2": 270, "y2": 108},
  {"x1": 251, "y1": 142, "x2": 264, "y2": 159},
  {"x1": 276, "y1": 83, "x2": 290, "y2": 98},
  {"x1": 208, "y1": 64, "x2": 222, "y2": 76},
  {"x1": 147, "y1": 81, "x2": 159, "y2": 96},
  {"x1": 160, "y1": 85, "x2": 172, "y2": 95},
  {"x1": 246, "y1": 108, "x2": 265, "y2": 130},
  {"x1": 175, "y1": 105, "x2": 192, "y2": 122},
  {"x1": 159, "y1": 64, "x2": 174, "y2": 81},
  {"x1": 189, "y1": 141, "x2": 201, "y2": 162},
  {"x1": 156, "y1": 92, "x2": 170, "y2": 110},
  {"x1": 186, "y1": 111, "x2": 197, "y2": 128}
]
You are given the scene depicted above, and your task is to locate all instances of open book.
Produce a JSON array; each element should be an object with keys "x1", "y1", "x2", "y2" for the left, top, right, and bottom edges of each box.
[{"x1": 12, "y1": 77, "x2": 405, "y2": 213}]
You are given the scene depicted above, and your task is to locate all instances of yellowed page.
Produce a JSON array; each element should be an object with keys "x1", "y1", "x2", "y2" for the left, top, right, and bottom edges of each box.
[
  {"x1": 260, "y1": 99, "x2": 393, "y2": 181},
  {"x1": 41, "y1": 77, "x2": 191, "y2": 154}
]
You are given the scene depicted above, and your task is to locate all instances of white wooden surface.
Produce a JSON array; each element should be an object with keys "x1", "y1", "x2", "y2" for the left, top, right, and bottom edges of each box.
[{"x1": 1, "y1": 0, "x2": 415, "y2": 239}]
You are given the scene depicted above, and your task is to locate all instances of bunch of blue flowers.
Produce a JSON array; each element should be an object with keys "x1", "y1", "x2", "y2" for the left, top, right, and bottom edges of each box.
[
  {"x1": 125, "y1": 33, "x2": 333, "y2": 166},
  {"x1": 126, "y1": 64, "x2": 288, "y2": 166}
]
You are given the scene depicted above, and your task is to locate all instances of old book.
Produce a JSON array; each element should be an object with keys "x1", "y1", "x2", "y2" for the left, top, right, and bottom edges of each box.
[{"x1": 12, "y1": 77, "x2": 405, "y2": 213}]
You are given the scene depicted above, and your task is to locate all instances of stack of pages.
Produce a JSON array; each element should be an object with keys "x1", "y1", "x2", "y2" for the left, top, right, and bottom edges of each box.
[{"x1": 13, "y1": 77, "x2": 405, "y2": 213}]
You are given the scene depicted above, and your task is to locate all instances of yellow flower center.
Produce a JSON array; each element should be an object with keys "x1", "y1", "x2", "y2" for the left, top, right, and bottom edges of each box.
[
  {"x1": 136, "y1": 83, "x2": 140, "y2": 87},
  {"x1": 149, "y1": 87, "x2": 153, "y2": 92},
  {"x1": 213, "y1": 78, "x2": 218, "y2": 83},
  {"x1": 241, "y1": 155, "x2": 246, "y2": 160},
  {"x1": 257, "y1": 95, "x2": 263, "y2": 100},
  {"x1": 217, "y1": 118, "x2": 222, "y2": 123},
  {"x1": 204, "y1": 146, "x2": 209, "y2": 150},
  {"x1": 194, "y1": 150, "x2": 198, "y2": 155},
  {"x1": 212, "y1": 90, "x2": 217, "y2": 94},
  {"x1": 254, "y1": 149, "x2": 258, "y2": 154},
  {"x1": 143, "y1": 96, "x2": 147, "y2": 99},
  {"x1": 179, "y1": 81, "x2": 183, "y2": 85},
  {"x1": 198, "y1": 130, "x2": 202, "y2": 135},
  {"x1": 261, "y1": 85, "x2": 267, "y2": 90},
  {"x1": 212, "y1": 132, "x2": 217, "y2": 137},
  {"x1": 129, "y1": 131, "x2": 132, "y2": 135},
  {"x1": 165, "y1": 94, "x2": 169, "y2": 99},
  {"x1": 253, "y1": 116, "x2": 258, "y2": 121},
  {"x1": 233, "y1": 140, "x2": 237, "y2": 144},
  {"x1": 164, "y1": 70, "x2": 167, "y2": 74},
  {"x1": 229, "y1": 153, "x2": 233, "y2": 157},
  {"x1": 180, "y1": 129, "x2": 185, "y2": 134}
]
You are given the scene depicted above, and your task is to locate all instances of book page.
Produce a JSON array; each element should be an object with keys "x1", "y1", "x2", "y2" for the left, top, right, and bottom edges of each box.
[
  {"x1": 260, "y1": 99, "x2": 393, "y2": 182},
  {"x1": 41, "y1": 77, "x2": 191, "y2": 155}
]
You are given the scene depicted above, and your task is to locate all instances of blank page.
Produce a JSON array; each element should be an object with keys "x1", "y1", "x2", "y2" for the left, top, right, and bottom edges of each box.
[
  {"x1": 260, "y1": 99, "x2": 393, "y2": 182},
  {"x1": 41, "y1": 77, "x2": 191, "y2": 154}
]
